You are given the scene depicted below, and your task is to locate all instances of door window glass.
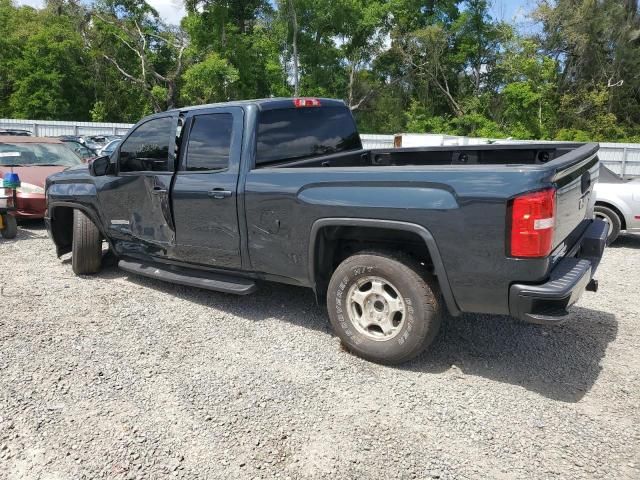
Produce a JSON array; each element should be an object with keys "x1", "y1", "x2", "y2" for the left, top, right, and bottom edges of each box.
[
  {"x1": 119, "y1": 117, "x2": 173, "y2": 172},
  {"x1": 185, "y1": 114, "x2": 233, "y2": 171}
]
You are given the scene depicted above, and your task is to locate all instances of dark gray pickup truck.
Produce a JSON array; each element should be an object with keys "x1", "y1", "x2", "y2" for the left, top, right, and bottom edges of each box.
[{"x1": 45, "y1": 98, "x2": 608, "y2": 364}]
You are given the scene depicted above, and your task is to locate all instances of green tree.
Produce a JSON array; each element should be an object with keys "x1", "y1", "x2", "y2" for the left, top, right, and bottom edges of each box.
[
  {"x1": 8, "y1": 7, "x2": 92, "y2": 119},
  {"x1": 535, "y1": 0, "x2": 640, "y2": 140},
  {"x1": 92, "y1": 0, "x2": 189, "y2": 112},
  {"x1": 181, "y1": 53, "x2": 239, "y2": 104},
  {"x1": 496, "y1": 38, "x2": 558, "y2": 139}
]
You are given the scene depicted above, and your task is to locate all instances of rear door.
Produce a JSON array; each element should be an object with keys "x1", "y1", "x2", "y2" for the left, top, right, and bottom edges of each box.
[
  {"x1": 170, "y1": 107, "x2": 243, "y2": 268},
  {"x1": 96, "y1": 114, "x2": 177, "y2": 258}
]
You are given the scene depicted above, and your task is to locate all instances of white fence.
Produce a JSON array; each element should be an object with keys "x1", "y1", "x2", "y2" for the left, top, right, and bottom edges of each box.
[
  {"x1": 2, "y1": 118, "x2": 639, "y2": 178},
  {"x1": 597, "y1": 143, "x2": 640, "y2": 178},
  {"x1": 0, "y1": 118, "x2": 133, "y2": 137}
]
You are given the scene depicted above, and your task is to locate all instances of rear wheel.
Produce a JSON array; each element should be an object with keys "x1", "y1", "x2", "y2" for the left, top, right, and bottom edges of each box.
[
  {"x1": 594, "y1": 205, "x2": 621, "y2": 245},
  {"x1": 72, "y1": 209, "x2": 102, "y2": 275},
  {"x1": 0, "y1": 214, "x2": 17, "y2": 239},
  {"x1": 327, "y1": 250, "x2": 442, "y2": 365}
]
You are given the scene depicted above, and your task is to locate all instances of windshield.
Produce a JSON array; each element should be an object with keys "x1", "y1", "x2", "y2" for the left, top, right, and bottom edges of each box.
[
  {"x1": 599, "y1": 164, "x2": 626, "y2": 184},
  {"x1": 0, "y1": 142, "x2": 83, "y2": 167},
  {"x1": 103, "y1": 140, "x2": 120, "y2": 153}
]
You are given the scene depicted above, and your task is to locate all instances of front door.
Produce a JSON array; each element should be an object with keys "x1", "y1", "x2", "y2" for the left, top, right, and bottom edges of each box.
[
  {"x1": 97, "y1": 115, "x2": 177, "y2": 258},
  {"x1": 171, "y1": 107, "x2": 243, "y2": 268}
]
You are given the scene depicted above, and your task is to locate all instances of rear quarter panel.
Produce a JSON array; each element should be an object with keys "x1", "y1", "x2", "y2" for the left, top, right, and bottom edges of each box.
[{"x1": 244, "y1": 166, "x2": 557, "y2": 315}]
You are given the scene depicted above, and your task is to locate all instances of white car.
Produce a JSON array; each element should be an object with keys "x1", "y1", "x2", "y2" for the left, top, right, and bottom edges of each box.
[
  {"x1": 594, "y1": 165, "x2": 640, "y2": 243},
  {"x1": 97, "y1": 139, "x2": 121, "y2": 157}
]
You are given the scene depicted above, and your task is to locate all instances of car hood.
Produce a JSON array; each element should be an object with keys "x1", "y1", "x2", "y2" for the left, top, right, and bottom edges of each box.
[{"x1": 0, "y1": 165, "x2": 68, "y2": 188}]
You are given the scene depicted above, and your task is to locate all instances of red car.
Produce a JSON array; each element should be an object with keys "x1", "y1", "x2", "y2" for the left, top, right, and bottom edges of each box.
[{"x1": 0, "y1": 137, "x2": 83, "y2": 219}]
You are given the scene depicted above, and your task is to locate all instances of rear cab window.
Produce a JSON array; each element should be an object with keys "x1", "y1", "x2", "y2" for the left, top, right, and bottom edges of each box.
[{"x1": 255, "y1": 104, "x2": 362, "y2": 168}]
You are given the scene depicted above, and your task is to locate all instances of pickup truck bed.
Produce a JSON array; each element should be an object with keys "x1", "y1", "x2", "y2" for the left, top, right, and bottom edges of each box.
[{"x1": 45, "y1": 98, "x2": 607, "y2": 364}]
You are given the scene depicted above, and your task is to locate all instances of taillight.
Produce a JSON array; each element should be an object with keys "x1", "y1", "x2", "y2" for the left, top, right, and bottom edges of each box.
[
  {"x1": 293, "y1": 98, "x2": 321, "y2": 108},
  {"x1": 509, "y1": 188, "x2": 556, "y2": 258}
]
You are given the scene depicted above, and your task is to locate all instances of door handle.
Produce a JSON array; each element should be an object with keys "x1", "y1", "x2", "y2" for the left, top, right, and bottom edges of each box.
[
  {"x1": 208, "y1": 188, "x2": 232, "y2": 199},
  {"x1": 151, "y1": 187, "x2": 167, "y2": 195}
]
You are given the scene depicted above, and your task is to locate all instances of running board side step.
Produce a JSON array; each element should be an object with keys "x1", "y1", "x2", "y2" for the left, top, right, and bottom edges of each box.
[{"x1": 118, "y1": 259, "x2": 257, "y2": 295}]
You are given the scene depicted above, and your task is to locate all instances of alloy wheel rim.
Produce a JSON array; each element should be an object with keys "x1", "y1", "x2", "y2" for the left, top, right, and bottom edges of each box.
[{"x1": 346, "y1": 276, "x2": 406, "y2": 341}]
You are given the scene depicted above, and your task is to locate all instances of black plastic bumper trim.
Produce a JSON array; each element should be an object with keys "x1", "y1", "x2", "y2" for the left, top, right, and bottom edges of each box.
[{"x1": 509, "y1": 219, "x2": 608, "y2": 325}]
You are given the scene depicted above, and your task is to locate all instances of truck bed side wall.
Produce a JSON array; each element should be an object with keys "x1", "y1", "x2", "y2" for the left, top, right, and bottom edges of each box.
[{"x1": 243, "y1": 167, "x2": 555, "y2": 315}]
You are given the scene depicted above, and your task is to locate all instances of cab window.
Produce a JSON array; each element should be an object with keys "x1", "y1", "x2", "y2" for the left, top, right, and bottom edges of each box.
[
  {"x1": 185, "y1": 114, "x2": 233, "y2": 171},
  {"x1": 119, "y1": 117, "x2": 173, "y2": 172}
]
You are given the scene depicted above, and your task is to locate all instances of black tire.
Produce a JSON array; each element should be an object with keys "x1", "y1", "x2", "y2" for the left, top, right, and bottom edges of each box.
[
  {"x1": 0, "y1": 214, "x2": 17, "y2": 239},
  {"x1": 595, "y1": 205, "x2": 621, "y2": 245},
  {"x1": 327, "y1": 250, "x2": 442, "y2": 365},
  {"x1": 72, "y1": 209, "x2": 102, "y2": 275}
]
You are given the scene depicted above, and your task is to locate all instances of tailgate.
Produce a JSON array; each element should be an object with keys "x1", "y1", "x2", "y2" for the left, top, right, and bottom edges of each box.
[{"x1": 549, "y1": 143, "x2": 600, "y2": 249}]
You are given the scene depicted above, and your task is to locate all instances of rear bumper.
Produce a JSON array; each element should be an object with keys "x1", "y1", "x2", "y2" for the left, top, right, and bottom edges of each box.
[{"x1": 509, "y1": 219, "x2": 608, "y2": 324}]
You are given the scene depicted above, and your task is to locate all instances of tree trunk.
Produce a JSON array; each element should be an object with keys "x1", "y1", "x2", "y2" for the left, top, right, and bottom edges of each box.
[
  {"x1": 166, "y1": 80, "x2": 176, "y2": 111},
  {"x1": 288, "y1": 0, "x2": 299, "y2": 96}
]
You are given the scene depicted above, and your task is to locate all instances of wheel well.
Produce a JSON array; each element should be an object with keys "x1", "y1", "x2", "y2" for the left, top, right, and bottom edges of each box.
[
  {"x1": 50, "y1": 206, "x2": 74, "y2": 255},
  {"x1": 595, "y1": 201, "x2": 626, "y2": 230},
  {"x1": 312, "y1": 225, "x2": 435, "y2": 301}
]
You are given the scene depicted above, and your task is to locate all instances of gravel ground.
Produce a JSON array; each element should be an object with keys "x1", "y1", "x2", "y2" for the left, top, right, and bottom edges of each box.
[{"x1": 0, "y1": 222, "x2": 639, "y2": 480}]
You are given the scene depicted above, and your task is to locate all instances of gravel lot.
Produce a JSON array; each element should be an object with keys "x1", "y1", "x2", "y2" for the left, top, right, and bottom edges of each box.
[{"x1": 1, "y1": 222, "x2": 639, "y2": 479}]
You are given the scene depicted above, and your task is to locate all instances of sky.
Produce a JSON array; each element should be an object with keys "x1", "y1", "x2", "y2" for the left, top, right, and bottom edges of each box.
[
  {"x1": 15, "y1": 0, "x2": 532, "y2": 28},
  {"x1": 15, "y1": 0, "x2": 186, "y2": 22}
]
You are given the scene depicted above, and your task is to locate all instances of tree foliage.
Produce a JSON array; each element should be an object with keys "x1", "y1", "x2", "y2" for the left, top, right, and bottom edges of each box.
[{"x1": 0, "y1": 0, "x2": 639, "y2": 141}]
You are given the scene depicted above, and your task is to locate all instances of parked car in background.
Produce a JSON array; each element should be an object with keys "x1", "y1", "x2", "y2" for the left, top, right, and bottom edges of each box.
[
  {"x1": 594, "y1": 164, "x2": 640, "y2": 244},
  {"x1": 0, "y1": 137, "x2": 83, "y2": 219},
  {"x1": 83, "y1": 135, "x2": 121, "y2": 151},
  {"x1": 97, "y1": 139, "x2": 121, "y2": 156},
  {"x1": 58, "y1": 137, "x2": 97, "y2": 161},
  {"x1": 0, "y1": 129, "x2": 32, "y2": 136}
]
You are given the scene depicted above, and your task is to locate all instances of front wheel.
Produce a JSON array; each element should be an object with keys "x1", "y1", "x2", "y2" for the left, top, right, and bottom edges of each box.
[
  {"x1": 0, "y1": 214, "x2": 17, "y2": 239},
  {"x1": 594, "y1": 205, "x2": 621, "y2": 245},
  {"x1": 72, "y1": 209, "x2": 102, "y2": 275},
  {"x1": 327, "y1": 250, "x2": 442, "y2": 365}
]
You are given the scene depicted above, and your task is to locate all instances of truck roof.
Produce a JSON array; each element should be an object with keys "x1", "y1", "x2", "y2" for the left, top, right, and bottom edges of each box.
[{"x1": 167, "y1": 97, "x2": 347, "y2": 114}]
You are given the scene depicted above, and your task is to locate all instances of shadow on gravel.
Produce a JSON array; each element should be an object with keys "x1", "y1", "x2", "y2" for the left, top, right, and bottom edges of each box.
[
  {"x1": 0, "y1": 219, "x2": 46, "y2": 243},
  {"x1": 405, "y1": 307, "x2": 618, "y2": 403},
  {"x1": 609, "y1": 233, "x2": 640, "y2": 250},
  {"x1": 88, "y1": 259, "x2": 332, "y2": 335},
  {"x1": 16, "y1": 219, "x2": 46, "y2": 230},
  {"x1": 87, "y1": 257, "x2": 617, "y2": 403}
]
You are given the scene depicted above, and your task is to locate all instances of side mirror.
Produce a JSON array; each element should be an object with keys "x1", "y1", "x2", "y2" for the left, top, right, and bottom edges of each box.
[{"x1": 89, "y1": 156, "x2": 113, "y2": 176}]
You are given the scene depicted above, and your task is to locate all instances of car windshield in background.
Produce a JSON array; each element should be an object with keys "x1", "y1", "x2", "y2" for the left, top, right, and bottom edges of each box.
[
  {"x1": 102, "y1": 140, "x2": 121, "y2": 154},
  {"x1": 0, "y1": 143, "x2": 84, "y2": 167},
  {"x1": 599, "y1": 164, "x2": 626, "y2": 184},
  {"x1": 256, "y1": 106, "x2": 362, "y2": 166}
]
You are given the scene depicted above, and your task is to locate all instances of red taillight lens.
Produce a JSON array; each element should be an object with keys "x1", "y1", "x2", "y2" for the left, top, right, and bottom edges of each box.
[
  {"x1": 293, "y1": 97, "x2": 321, "y2": 108},
  {"x1": 509, "y1": 188, "x2": 556, "y2": 258}
]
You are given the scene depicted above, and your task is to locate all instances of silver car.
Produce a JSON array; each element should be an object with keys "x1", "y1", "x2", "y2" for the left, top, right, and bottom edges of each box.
[
  {"x1": 97, "y1": 139, "x2": 121, "y2": 157},
  {"x1": 594, "y1": 165, "x2": 640, "y2": 243}
]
